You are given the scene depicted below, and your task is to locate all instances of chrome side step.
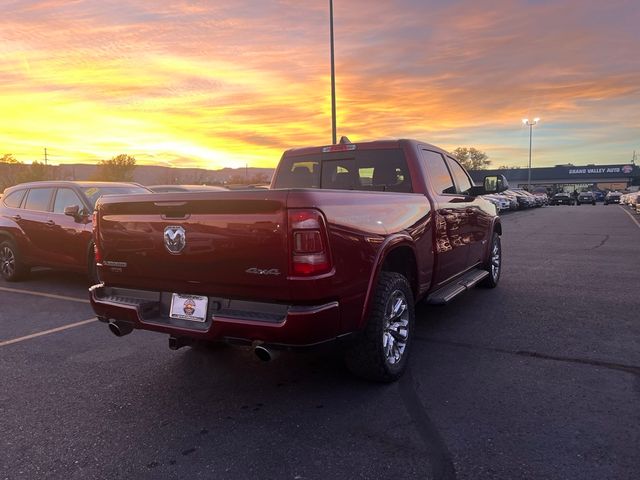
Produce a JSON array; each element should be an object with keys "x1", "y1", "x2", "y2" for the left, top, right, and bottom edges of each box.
[{"x1": 426, "y1": 269, "x2": 489, "y2": 305}]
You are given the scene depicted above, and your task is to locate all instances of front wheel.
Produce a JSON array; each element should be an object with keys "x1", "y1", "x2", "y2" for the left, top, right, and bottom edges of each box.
[
  {"x1": 480, "y1": 232, "x2": 501, "y2": 288},
  {"x1": 344, "y1": 272, "x2": 414, "y2": 382},
  {"x1": 0, "y1": 240, "x2": 29, "y2": 281}
]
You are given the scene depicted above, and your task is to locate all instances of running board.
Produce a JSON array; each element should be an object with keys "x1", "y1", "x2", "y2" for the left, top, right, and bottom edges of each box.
[{"x1": 426, "y1": 269, "x2": 489, "y2": 305}]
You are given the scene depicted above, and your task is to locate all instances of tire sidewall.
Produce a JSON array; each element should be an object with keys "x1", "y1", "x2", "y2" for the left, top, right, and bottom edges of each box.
[
  {"x1": 345, "y1": 271, "x2": 415, "y2": 382},
  {"x1": 376, "y1": 273, "x2": 415, "y2": 378},
  {"x1": 481, "y1": 232, "x2": 501, "y2": 288},
  {"x1": 0, "y1": 240, "x2": 23, "y2": 281}
]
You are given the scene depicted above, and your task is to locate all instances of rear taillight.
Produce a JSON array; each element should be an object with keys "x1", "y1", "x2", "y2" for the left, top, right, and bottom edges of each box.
[
  {"x1": 288, "y1": 209, "x2": 332, "y2": 276},
  {"x1": 92, "y1": 211, "x2": 103, "y2": 264}
]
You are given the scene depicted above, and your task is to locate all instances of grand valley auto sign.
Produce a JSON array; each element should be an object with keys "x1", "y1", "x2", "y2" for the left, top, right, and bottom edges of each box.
[{"x1": 568, "y1": 165, "x2": 634, "y2": 175}]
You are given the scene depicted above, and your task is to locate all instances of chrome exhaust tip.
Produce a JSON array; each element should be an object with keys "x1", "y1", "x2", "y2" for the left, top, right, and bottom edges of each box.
[
  {"x1": 108, "y1": 320, "x2": 133, "y2": 337},
  {"x1": 254, "y1": 345, "x2": 278, "y2": 362}
]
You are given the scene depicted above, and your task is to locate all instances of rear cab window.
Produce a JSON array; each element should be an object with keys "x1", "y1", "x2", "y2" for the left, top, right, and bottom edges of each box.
[{"x1": 273, "y1": 149, "x2": 413, "y2": 193}]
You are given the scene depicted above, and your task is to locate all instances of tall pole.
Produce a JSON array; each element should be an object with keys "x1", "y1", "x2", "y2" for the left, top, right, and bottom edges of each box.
[
  {"x1": 329, "y1": 0, "x2": 337, "y2": 144},
  {"x1": 44, "y1": 147, "x2": 48, "y2": 166},
  {"x1": 527, "y1": 124, "x2": 532, "y2": 191},
  {"x1": 523, "y1": 118, "x2": 539, "y2": 191}
]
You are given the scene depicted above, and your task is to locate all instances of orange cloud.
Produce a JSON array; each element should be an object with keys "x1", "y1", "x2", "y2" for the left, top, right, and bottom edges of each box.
[{"x1": 0, "y1": 0, "x2": 638, "y2": 169}]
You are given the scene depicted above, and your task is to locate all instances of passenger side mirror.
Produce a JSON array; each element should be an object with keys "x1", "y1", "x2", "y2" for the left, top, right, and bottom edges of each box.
[{"x1": 484, "y1": 175, "x2": 509, "y2": 193}]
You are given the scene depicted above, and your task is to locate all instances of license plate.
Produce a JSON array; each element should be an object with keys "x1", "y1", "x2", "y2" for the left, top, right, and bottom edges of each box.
[{"x1": 169, "y1": 293, "x2": 208, "y2": 322}]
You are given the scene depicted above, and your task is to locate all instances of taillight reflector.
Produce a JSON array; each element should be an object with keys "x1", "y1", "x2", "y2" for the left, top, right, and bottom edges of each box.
[{"x1": 288, "y1": 209, "x2": 332, "y2": 276}]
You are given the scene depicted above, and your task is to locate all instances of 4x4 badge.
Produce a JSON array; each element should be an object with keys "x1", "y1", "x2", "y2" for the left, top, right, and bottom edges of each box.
[{"x1": 164, "y1": 226, "x2": 186, "y2": 254}]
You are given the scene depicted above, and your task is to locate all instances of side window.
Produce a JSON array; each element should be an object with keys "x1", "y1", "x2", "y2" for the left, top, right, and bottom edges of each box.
[
  {"x1": 421, "y1": 150, "x2": 455, "y2": 195},
  {"x1": 24, "y1": 188, "x2": 54, "y2": 212},
  {"x1": 53, "y1": 188, "x2": 83, "y2": 214},
  {"x1": 446, "y1": 157, "x2": 473, "y2": 194},
  {"x1": 2, "y1": 189, "x2": 26, "y2": 208}
]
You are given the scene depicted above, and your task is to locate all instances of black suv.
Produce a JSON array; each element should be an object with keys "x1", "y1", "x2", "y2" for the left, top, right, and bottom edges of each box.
[{"x1": 576, "y1": 191, "x2": 596, "y2": 205}]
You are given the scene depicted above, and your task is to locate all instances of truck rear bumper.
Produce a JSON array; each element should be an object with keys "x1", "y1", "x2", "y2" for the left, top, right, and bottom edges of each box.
[{"x1": 89, "y1": 284, "x2": 341, "y2": 347}]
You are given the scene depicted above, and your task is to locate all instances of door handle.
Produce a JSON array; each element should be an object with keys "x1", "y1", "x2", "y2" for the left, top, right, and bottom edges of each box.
[
  {"x1": 12, "y1": 215, "x2": 22, "y2": 221},
  {"x1": 46, "y1": 220, "x2": 55, "y2": 226}
]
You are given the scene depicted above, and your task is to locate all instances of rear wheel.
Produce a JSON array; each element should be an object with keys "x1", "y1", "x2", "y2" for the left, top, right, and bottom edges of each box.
[
  {"x1": 0, "y1": 240, "x2": 28, "y2": 281},
  {"x1": 480, "y1": 232, "x2": 501, "y2": 288},
  {"x1": 345, "y1": 272, "x2": 414, "y2": 382}
]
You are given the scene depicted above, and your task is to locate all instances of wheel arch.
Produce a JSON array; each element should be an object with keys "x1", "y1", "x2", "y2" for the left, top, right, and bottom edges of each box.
[{"x1": 358, "y1": 234, "x2": 418, "y2": 330}]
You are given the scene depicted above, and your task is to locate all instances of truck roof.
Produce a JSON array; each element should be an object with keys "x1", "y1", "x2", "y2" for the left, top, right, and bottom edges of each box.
[{"x1": 282, "y1": 139, "x2": 449, "y2": 158}]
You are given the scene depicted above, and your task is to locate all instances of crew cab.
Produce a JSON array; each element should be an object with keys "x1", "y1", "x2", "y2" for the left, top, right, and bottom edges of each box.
[
  {"x1": 89, "y1": 139, "x2": 507, "y2": 381},
  {"x1": 0, "y1": 181, "x2": 149, "y2": 282}
]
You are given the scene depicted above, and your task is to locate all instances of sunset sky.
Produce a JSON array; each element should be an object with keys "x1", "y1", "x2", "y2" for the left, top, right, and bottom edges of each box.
[{"x1": 1, "y1": 0, "x2": 639, "y2": 169}]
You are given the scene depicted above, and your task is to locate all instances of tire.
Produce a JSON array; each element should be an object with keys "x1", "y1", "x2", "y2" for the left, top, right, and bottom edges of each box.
[
  {"x1": 480, "y1": 232, "x2": 501, "y2": 288},
  {"x1": 0, "y1": 240, "x2": 29, "y2": 281},
  {"x1": 344, "y1": 272, "x2": 414, "y2": 382}
]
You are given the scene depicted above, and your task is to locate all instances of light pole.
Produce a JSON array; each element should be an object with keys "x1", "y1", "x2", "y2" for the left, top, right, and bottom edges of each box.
[
  {"x1": 522, "y1": 117, "x2": 539, "y2": 191},
  {"x1": 329, "y1": 0, "x2": 337, "y2": 145}
]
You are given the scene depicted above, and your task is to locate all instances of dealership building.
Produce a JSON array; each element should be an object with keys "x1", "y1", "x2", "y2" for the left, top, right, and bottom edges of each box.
[{"x1": 469, "y1": 163, "x2": 639, "y2": 193}]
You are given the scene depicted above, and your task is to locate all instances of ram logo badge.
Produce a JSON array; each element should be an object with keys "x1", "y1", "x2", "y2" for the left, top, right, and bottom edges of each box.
[{"x1": 164, "y1": 226, "x2": 186, "y2": 254}]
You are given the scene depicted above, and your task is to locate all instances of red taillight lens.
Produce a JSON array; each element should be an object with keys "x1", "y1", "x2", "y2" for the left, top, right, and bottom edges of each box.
[{"x1": 288, "y1": 209, "x2": 331, "y2": 276}]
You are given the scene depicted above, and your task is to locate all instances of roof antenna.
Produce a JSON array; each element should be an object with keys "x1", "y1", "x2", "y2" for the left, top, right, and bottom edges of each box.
[{"x1": 339, "y1": 136, "x2": 351, "y2": 144}]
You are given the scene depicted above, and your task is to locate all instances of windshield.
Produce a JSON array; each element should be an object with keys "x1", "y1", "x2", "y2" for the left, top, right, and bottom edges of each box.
[{"x1": 82, "y1": 185, "x2": 149, "y2": 209}]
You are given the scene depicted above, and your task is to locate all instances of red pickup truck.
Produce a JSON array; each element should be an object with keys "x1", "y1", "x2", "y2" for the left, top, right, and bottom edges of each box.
[{"x1": 90, "y1": 139, "x2": 508, "y2": 381}]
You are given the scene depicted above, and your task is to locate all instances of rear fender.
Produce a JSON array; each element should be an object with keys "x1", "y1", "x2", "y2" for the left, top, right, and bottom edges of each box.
[
  {"x1": 358, "y1": 234, "x2": 418, "y2": 330},
  {"x1": 0, "y1": 220, "x2": 29, "y2": 253}
]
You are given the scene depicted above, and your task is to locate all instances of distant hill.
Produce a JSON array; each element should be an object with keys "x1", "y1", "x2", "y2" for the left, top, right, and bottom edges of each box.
[{"x1": 1, "y1": 163, "x2": 276, "y2": 189}]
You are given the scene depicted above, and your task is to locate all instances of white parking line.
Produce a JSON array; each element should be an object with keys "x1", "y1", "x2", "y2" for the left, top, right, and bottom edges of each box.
[
  {"x1": 0, "y1": 317, "x2": 97, "y2": 348},
  {"x1": 619, "y1": 206, "x2": 640, "y2": 229},
  {"x1": 0, "y1": 286, "x2": 89, "y2": 304}
]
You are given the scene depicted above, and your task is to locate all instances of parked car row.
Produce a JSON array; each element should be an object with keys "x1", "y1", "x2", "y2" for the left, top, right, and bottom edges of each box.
[
  {"x1": 620, "y1": 191, "x2": 640, "y2": 214},
  {"x1": 481, "y1": 189, "x2": 548, "y2": 212}
]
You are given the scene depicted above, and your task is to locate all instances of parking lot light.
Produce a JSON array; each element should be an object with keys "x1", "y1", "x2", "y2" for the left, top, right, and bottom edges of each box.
[{"x1": 523, "y1": 118, "x2": 540, "y2": 191}]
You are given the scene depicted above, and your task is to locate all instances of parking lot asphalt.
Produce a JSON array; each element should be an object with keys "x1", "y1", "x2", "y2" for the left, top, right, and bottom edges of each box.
[{"x1": 1, "y1": 204, "x2": 639, "y2": 480}]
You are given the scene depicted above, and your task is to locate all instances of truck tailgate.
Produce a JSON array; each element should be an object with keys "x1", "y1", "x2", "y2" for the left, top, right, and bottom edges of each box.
[{"x1": 96, "y1": 190, "x2": 291, "y2": 301}]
